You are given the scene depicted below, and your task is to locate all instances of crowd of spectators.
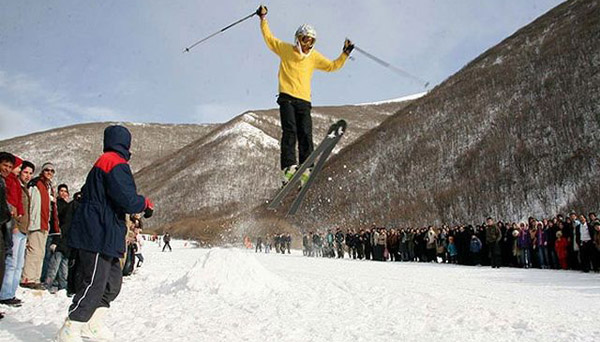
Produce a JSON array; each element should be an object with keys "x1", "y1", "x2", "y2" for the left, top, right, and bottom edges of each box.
[{"x1": 298, "y1": 214, "x2": 600, "y2": 273}]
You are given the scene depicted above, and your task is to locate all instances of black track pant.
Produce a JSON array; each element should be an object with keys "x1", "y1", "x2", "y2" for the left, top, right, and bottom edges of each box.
[
  {"x1": 277, "y1": 93, "x2": 313, "y2": 170},
  {"x1": 68, "y1": 249, "x2": 122, "y2": 322}
]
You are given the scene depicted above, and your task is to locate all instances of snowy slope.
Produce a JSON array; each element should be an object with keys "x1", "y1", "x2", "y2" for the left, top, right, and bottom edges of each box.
[
  {"x1": 0, "y1": 122, "x2": 216, "y2": 191},
  {"x1": 295, "y1": 0, "x2": 600, "y2": 228},
  {"x1": 135, "y1": 99, "x2": 416, "y2": 230},
  {"x1": 1, "y1": 241, "x2": 598, "y2": 342}
]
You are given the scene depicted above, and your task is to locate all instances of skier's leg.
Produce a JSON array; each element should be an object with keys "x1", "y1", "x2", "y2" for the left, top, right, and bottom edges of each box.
[
  {"x1": 278, "y1": 97, "x2": 298, "y2": 170},
  {"x1": 294, "y1": 100, "x2": 314, "y2": 166}
]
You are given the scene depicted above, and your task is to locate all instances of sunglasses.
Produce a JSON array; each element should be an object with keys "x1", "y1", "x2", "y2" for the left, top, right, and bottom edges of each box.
[
  {"x1": 299, "y1": 36, "x2": 315, "y2": 47},
  {"x1": 44, "y1": 169, "x2": 56, "y2": 174}
]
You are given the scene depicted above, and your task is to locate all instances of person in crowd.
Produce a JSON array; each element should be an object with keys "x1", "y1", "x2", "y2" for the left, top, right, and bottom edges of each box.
[
  {"x1": 21, "y1": 162, "x2": 60, "y2": 289},
  {"x1": 470, "y1": 234, "x2": 483, "y2": 266},
  {"x1": 546, "y1": 220, "x2": 559, "y2": 269},
  {"x1": 4, "y1": 156, "x2": 23, "y2": 225},
  {"x1": 57, "y1": 125, "x2": 154, "y2": 342},
  {"x1": 447, "y1": 236, "x2": 458, "y2": 264},
  {"x1": 425, "y1": 227, "x2": 437, "y2": 262},
  {"x1": 66, "y1": 191, "x2": 82, "y2": 298},
  {"x1": 363, "y1": 228, "x2": 372, "y2": 260},
  {"x1": 313, "y1": 231, "x2": 323, "y2": 257},
  {"x1": 285, "y1": 233, "x2": 291, "y2": 254},
  {"x1": 0, "y1": 152, "x2": 16, "y2": 316},
  {"x1": 578, "y1": 214, "x2": 595, "y2": 273},
  {"x1": 437, "y1": 227, "x2": 448, "y2": 263},
  {"x1": 134, "y1": 225, "x2": 144, "y2": 268},
  {"x1": 387, "y1": 229, "x2": 400, "y2": 262},
  {"x1": 44, "y1": 183, "x2": 73, "y2": 293},
  {"x1": 555, "y1": 231, "x2": 569, "y2": 270},
  {"x1": 1, "y1": 160, "x2": 33, "y2": 306},
  {"x1": 264, "y1": 234, "x2": 271, "y2": 253},
  {"x1": 325, "y1": 229, "x2": 335, "y2": 258},
  {"x1": 335, "y1": 228, "x2": 344, "y2": 258},
  {"x1": 355, "y1": 229, "x2": 364, "y2": 260},
  {"x1": 162, "y1": 232, "x2": 172, "y2": 252},
  {"x1": 345, "y1": 229, "x2": 354, "y2": 259},
  {"x1": 486, "y1": 217, "x2": 502, "y2": 268},
  {"x1": 407, "y1": 229, "x2": 416, "y2": 261},
  {"x1": 567, "y1": 213, "x2": 580, "y2": 270},
  {"x1": 534, "y1": 221, "x2": 547, "y2": 269},
  {"x1": 517, "y1": 222, "x2": 531, "y2": 268},
  {"x1": 255, "y1": 236, "x2": 263, "y2": 253},
  {"x1": 590, "y1": 213, "x2": 600, "y2": 271},
  {"x1": 399, "y1": 229, "x2": 409, "y2": 261}
]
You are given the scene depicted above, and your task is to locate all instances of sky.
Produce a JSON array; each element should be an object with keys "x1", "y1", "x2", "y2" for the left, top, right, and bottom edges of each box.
[{"x1": 0, "y1": 0, "x2": 565, "y2": 140}]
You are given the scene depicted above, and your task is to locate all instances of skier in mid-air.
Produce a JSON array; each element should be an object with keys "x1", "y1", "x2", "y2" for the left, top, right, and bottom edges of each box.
[{"x1": 256, "y1": 5, "x2": 354, "y2": 186}]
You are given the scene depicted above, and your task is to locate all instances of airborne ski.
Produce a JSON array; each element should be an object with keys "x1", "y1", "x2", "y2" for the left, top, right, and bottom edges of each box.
[{"x1": 268, "y1": 119, "x2": 347, "y2": 216}]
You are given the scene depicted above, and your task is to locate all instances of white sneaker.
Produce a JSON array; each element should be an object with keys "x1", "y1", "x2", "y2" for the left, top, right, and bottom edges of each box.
[
  {"x1": 56, "y1": 319, "x2": 85, "y2": 342},
  {"x1": 81, "y1": 307, "x2": 115, "y2": 341}
]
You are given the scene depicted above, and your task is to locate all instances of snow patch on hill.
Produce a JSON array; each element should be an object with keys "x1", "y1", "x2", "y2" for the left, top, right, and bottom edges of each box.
[
  {"x1": 207, "y1": 120, "x2": 279, "y2": 149},
  {"x1": 355, "y1": 92, "x2": 427, "y2": 106}
]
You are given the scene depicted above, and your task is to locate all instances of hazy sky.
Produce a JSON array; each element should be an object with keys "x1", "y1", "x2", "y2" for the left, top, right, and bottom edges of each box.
[{"x1": 0, "y1": 0, "x2": 564, "y2": 140}]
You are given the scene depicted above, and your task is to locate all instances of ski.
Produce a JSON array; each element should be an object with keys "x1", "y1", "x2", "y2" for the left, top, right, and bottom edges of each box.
[{"x1": 268, "y1": 119, "x2": 347, "y2": 215}]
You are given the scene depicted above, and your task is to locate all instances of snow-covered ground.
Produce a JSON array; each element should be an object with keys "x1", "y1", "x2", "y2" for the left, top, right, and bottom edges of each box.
[{"x1": 1, "y1": 240, "x2": 599, "y2": 342}]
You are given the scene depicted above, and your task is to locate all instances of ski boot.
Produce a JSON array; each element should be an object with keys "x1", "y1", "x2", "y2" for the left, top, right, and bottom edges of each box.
[
  {"x1": 281, "y1": 165, "x2": 298, "y2": 187},
  {"x1": 300, "y1": 168, "x2": 312, "y2": 188}
]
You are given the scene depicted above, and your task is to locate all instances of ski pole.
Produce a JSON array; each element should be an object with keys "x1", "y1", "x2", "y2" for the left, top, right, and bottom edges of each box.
[
  {"x1": 183, "y1": 11, "x2": 256, "y2": 53},
  {"x1": 353, "y1": 45, "x2": 430, "y2": 88}
]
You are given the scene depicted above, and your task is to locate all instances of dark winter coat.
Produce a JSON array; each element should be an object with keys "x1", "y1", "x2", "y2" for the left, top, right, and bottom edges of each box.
[
  {"x1": 52, "y1": 197, "x2": 78, "y2": 257},
  {"x1": 68, "y1": 126, "x2": 146, "y2": 258},
  {"x1": 1, "y1": 177, "x2": 12, "y2": 254}
]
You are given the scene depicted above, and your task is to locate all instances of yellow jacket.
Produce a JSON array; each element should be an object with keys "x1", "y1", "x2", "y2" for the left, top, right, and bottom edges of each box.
[{"x1": 261, "y1": 19, "x2": 348, "y2": 102}]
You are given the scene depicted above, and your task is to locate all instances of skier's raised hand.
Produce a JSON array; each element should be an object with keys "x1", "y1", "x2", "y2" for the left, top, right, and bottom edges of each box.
[
  {"x1": 343, "y1": 39, "x2": 354, "y2": 55},
  {"x1": 256, "y1": 5, "x2": 268, "y2": 19}
]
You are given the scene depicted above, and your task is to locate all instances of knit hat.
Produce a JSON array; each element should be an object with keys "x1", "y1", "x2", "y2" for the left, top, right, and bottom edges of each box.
[{"x1": 41, "y1": 162, "x2": 55, "y2": 172}]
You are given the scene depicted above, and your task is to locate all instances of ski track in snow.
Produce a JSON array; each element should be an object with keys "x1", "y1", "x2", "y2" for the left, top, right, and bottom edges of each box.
[{"x1": 1, "y1": 240, "x2": 599, "y2": 342}]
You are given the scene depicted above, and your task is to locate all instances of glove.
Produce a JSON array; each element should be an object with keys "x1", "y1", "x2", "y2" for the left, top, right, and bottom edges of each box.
[
  {"x1": 343, "y1": 39, "x2": 354, "y2": 55},
  {"x1": 50, "y1": 244, "x2": 57, "y2": 253},
  {"x1": 256, "y1": 5, "x2": 268, "y2": 18},
  {"x1": 144, "y1": 198, "x2": 154, "y2": 219}
]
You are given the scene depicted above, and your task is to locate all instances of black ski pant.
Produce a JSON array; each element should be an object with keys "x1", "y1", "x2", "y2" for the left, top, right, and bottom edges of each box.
[
  {"x1": 68, "y1": 249, "x2": 122, "y2": 322},
  {"x1": 277, "y1": 93, "x2": 313, "y2": 170},
  {"x1": 163, "y1": 242, "x2": 172, "y2": 252}
]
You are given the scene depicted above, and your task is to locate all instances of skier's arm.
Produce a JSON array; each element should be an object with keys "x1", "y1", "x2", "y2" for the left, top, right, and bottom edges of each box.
[
  {"x1": 313, "y1": 50, "x2": 348, "y2": 72},
  {"x1": 260, "y1": 19, "x2": 284, "y2": 56}
]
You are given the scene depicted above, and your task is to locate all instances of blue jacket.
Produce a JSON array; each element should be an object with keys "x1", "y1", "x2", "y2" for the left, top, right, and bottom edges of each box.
[{"x1": 68, "y1": 126, "x2": 146, "y2": 258}]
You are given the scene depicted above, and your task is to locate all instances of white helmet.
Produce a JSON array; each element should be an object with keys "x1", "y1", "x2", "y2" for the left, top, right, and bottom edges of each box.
[
  {"x1": 294, "y1": 24, "x2": 317, "y2": 54},
  {"x1": 295, "y1": 24, "x2": 317, "y2": 40}
]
